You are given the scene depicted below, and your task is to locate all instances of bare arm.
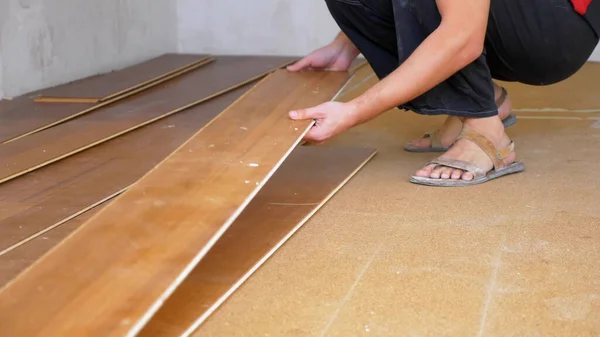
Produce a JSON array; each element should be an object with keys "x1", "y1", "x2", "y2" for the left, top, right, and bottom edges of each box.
[{"x1": 346, "y1": 0, "x2": 490, "y2": 125}]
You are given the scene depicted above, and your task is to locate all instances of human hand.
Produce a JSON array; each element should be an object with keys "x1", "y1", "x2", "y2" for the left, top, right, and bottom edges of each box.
[
  {"x1": 287, "y1": 34, "x2": 359, "y2": 72},
  {"x1": 289, "y1": 101, "x2": 358, "y2": 144}
]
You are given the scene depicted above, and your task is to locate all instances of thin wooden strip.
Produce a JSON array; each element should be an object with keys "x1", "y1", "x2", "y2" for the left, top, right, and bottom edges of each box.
[
  {"x1": 34, "y1": 54, "x2": 211, "y2": 102},
  {"x1": 0, "y1": 69, "x2": 351, "y2": 337},
  {"x1": 31, "y1": 97, "x2": 101, "y2": 104},
  {"x1": 139, "y1": 146, "x2": 376, "y2": 337},
  {"x1": 0, "y1": 205, "x2": 105, "y2": 288},
  {"x1": 3, "y1": 57, "x2": 215, "y2": 144},
  {"x1": 0, "y1": 84, "x2": 255, "y2": 253},
  {"x1": 0, "y1": 56, "x2": 297, "y2": 184}
]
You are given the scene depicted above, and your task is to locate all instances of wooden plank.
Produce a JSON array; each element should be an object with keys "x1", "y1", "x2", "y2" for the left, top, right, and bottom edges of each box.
[
  {"x1": 0, "y1": 69, "x2": 351, "y2": 337},
  {"x1": 139, "y1": 146, "x2": 376, "y2": 337},
  {"x1": 0, "y1": 84, "x2": 254, "y2": 254},
  {"x1": 0, "y1": 206, "x2": 104, "y2": 288},
  {"x1": 0, "y1": 56, "x2": 214, "y2": 144},
  {"x1": 34, "y1": 54, "x2": 211, "y2": 103},
  {"x1": 0, "y1": 146, "x2": 375, "y2": 319},
  {"x1": 0, "y1": 98, "x2": 93, "y2": 144},
  {"x1": 0, "y1": 56, "x2": 297, "y2": 185}
]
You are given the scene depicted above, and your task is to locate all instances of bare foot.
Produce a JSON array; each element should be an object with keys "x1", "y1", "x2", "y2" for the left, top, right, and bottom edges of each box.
[
  {"x1": 407, "y1": 83, "x2": 512, "y2": 150},
  {"x1": 414, "y1": 116, "x2": 515, "y2": 181}
]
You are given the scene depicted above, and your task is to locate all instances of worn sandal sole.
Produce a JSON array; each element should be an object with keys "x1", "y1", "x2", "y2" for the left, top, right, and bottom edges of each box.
[
  {"x1": 409, "y1": 161, "x2": 525, "y2": 187},
  {"x1": 403, "y1": 114, "x2": 518, "y2": 153}
]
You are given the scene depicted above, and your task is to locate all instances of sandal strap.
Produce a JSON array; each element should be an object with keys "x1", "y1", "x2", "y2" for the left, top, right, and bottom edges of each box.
[
  {"x1": 425, "y1": 157, "x2": 488, "y2": 178},
  {"x1": 423, "y1": 130, "x2": 442, "y2": 148},
  {"x1": 456, "y1": 129, "x2": 514, "y2": 170}
]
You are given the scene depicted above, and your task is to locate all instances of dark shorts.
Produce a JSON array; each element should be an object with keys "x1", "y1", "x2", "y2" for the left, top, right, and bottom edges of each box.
[{"x1": 325, "y1": 0, "x2": 600, "y2": 118}]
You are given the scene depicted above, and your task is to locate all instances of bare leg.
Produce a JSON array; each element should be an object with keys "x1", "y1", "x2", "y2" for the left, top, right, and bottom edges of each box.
[{"x1": 407, "y1": 82, "x2": 512, "y2": 150}]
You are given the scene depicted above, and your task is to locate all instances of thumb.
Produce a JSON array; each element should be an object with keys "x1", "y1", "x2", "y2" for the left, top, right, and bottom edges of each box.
[
  {"x1": 286, "y1": 57, "x2": 311, "y2": 72},
  {"x1": 289, "y1": 106, "x2": 322, "y2": 120}
]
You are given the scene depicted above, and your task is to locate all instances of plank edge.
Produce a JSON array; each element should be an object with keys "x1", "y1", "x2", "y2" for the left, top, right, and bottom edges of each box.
[{"x1": 180, "y1": 148, "x2": 378, "y2": 337}]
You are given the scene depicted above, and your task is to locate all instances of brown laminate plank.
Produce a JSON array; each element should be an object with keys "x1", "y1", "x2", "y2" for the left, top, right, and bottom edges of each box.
[
  {"x1": 0, "y1": 206, "x2": 104, "y2": 288},
  {"x1": 0, "y1": 69, "x2": 351, "y2": 337},
  {"x1": 0, "y1": 56, "x2": 297, "y2": 185},
  {"x1": 34, "y1": 54, "x2": 210, "y2": 102},
  {"x1": 0, "y1": 56, "x2": 213, "y2": 144},
  {"x1": 0, "y1": 84, "x2": 255, "y2": 254},
  {"x1": 0, "y1": 98, "x2": 93, "y2": 144},
  {"x1": 140, "y1": 146, "x2": 376, "y2": 337}
]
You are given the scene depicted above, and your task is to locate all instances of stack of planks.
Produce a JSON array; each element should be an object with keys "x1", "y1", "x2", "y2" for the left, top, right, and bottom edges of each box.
[{"x1": 0, "y1": 53, "x2": 376, "y2": 336}]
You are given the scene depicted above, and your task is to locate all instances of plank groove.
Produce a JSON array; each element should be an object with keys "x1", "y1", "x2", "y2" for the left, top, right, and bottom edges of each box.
[
  {"x1": 0, "y1": 84, "x2": 254, "y2": 254},
  {"x1": 139, "y1": 146, "x2": 376, "y2": 337},
  {"x1": 0, "y1": 56, "x2": 297, "y2": 185},
  {"x1": 0, "y1": 69, "x2": 351, "y2": 337}
]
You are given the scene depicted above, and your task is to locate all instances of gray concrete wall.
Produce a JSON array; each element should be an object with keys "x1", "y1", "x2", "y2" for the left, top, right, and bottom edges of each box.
[
  {"x1": 0, "y1": 0, "x2": 179, "y2": 99},
  {"x1": 176, "y1": 0, "x2": 340, "y2": 56}
]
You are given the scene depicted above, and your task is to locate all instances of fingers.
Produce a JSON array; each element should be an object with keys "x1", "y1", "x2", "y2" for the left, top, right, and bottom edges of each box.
[
  {"x1": 289, "y1": 104, "x2": 326, "y2": 121},
  {"x1": 286, "y1": 57, "x2": 312, "y2": 72},
  {"x1": 302, "y1": 125, "x2": 330, "y2": 145}
]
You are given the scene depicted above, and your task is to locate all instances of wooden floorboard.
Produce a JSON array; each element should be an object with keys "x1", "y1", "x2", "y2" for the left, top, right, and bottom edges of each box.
[
  {"x1": 0, "y1": 56, "x2": 297, "y2": 185},
  {"x1": 0, "y1": 98, "x2": 93, "y2": 144},
  {"x1": 139, "y1": 146, "x2": 376, "y2": 337},
  {"x1": 0, "y1": 56, "x2": 213, "y2": 144},
  {"x1": 0, "y1": 206, "x2": 103, "y2": 288},
  {"x1": 0, "y1": 84, "x2": 254, "y2": 254},
  {"x1": 34, "y1": 54, "x2": 210, "y2": 103},
  {"x1": 0, "y1": 69, "x2": 351, "y2": 337}
]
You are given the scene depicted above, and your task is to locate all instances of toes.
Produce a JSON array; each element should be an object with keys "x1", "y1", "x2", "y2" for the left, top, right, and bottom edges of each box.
[
  {"x1": 429, "y1": 165, "x2": 446, "y2": 179},
  {"x1": 410, "y1": 136, "x2": 431, "y2": 148},
  {"x1": 415, "y1": 164, "x2": 437, "y2": 177},
  {"x1": 440, "y1": 167, "x2": 453, "y2": 179},
  {"x1": 451, "y1": 169, "x2": 463, "y2": 180},
  {"x1": 461, "y1": 172, "x2": 474, "y2": 181}
]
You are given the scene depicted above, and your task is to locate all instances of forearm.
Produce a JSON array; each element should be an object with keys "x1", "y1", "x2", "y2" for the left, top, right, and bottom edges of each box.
[{"x1": 347, "y1": 22, "x2": 485, "y2": 125}]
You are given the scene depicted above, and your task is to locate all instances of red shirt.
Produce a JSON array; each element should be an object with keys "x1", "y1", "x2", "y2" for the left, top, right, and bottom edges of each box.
[{"x1": 571, "y1": 0, "x2": 593, "y2": 14}]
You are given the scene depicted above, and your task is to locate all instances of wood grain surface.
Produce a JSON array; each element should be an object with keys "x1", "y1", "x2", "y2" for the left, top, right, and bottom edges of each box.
[
  {"x1": 0, "y1": 207, "x2": 103, "y2": 288},
  {"x1": 139, "y1": 146, "x2": 376, "y2": 337},
  {"x1": 0, "y1": 69, "x2": 351, "y2": 337},
  {"x1": 0, "y1": 84, "x2": 254, "y2": 254},
  {"x1": 34, "y1": 54, "x2": 210, "y2": 102},
  {"x1": 0, "y1": 55, "x2": 213, "y2": 144},
  {"x1": 0, "y1": 56, "x2": 297, "y2": 185},
  {"x1": 0, "y1": 98, "x2": 93, "y2": 144}
]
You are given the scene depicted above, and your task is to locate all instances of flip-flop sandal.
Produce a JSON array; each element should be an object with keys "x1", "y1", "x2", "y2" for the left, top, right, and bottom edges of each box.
[
  {"x1": 409, "y1": 128, "x2": 525, "y2": 187},
  {"x1": 403, "y1": 87, "x2": 516, "y2": 153}
]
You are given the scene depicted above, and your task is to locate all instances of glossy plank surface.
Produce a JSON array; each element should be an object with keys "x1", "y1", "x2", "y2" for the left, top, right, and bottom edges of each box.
[
  {"x1": 0, "y1": 207, "x2": 103, "y2": 288},
  {"x1": 0, "y1": 56, "x2": 296, "y2": 184},
  {"x1": 139, "y1": 146, "x2": 376, "y2": 337},
  {"x1": 0, "y1": 85, "x2": 254, "y2": 253},
  {"x1": 0, "y1": 69, "x2": 350, "y2": 337},
  {"x1": 0, "y1": 56, "x2": 212, "y2": 144},
  {"x1": 34, "y1": 54, "x2": 210, "y2": 102},
  {"x1": 0, "y1": 98, "x2": 93, "y2": 143}
]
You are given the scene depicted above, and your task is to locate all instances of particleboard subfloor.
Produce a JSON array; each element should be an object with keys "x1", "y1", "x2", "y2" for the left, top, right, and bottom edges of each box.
[
  {"x1": 0, "y1": 69, "x2": 351, "y2": 337},
  {"x1": 189, "y1": 63, "x2": 600, "y2": 337}
]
